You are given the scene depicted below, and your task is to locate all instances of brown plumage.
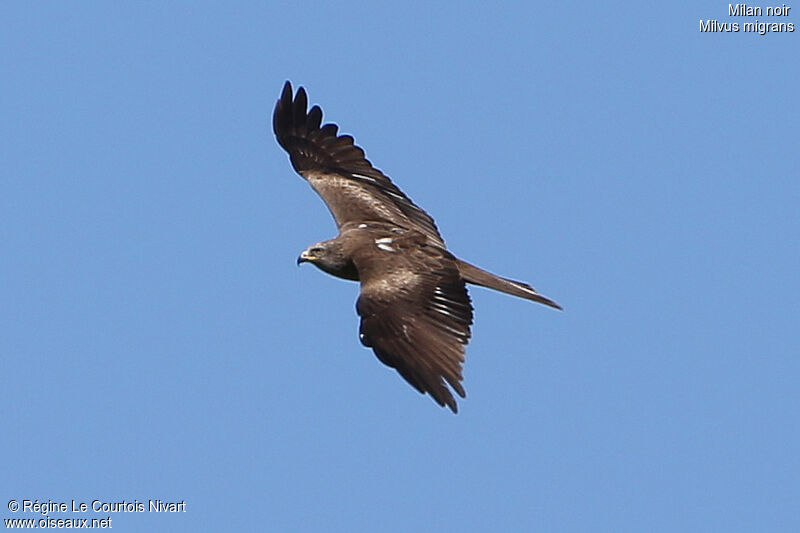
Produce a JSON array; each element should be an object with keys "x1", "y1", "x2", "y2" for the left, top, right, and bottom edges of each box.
[{"x1": 274, "y1": 81, "x2": 560, "y2": 413}]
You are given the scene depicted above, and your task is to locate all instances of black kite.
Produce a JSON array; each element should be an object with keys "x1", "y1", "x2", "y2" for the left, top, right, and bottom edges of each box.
[{"x1": 273, "y1": 81, "x2": 560, "y2": 413}]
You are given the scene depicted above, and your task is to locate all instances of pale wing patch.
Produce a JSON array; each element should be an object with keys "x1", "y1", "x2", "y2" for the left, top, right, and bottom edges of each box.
[
  {"x1": 349, "y1": 172, "x2": 379, "y2": 184},
  {"x1": 362, "y1": 270, "x2": 418, "y2": 294},
  {"x1": 305, "y1": 173, "x2": 406, "y2": 227},
  {"x1": 431, "y1": 287, "x2": 460, "y2": 319},
  {"x1": 374, "y1": 237, "x2": 396, "y2": 252}
]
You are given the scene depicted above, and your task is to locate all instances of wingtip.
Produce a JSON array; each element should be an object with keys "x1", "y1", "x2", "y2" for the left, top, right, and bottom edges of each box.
[
  {"x1": 295, "y1": 85, "x2": 307, "y2": 107},
  {"x1": 440, "y1": 388, "x2": 463, "y2": 414},
  {"x1": 278, "y1": 80, "x2": 294, "y2": 110},
  {"x1": 274, "y1": 81, "x2": 314, "y2": 146},
  {"x1": 277, "y1": 80, "x2": 302, "y2": 114},
  {"x1": 439, "y1": 394, "x2": 459, "y2": 414},
  {"x1": 274, "y1": 81, "x2": 294, "y2": 139}
]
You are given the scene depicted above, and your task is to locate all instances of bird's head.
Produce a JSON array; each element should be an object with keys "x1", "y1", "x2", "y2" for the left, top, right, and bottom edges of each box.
[
  {"x1": 297, "y1": 240, "x2": 359, "y2": 281},
  {"x1": 297, "y1": 242, "x2": 327, "y2": 266}
]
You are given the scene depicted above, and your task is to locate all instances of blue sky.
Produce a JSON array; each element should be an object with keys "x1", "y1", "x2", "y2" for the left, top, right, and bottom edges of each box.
[{"x1": 2, "y1": 2, "x2": 798, "y2": 531}]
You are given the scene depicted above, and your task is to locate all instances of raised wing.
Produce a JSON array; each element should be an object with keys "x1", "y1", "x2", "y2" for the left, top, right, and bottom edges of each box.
[
  {"x1": 273, "y1": 81, "x2": 444, "y2": 246},
  {"x1": 352, "y1": 230, "x2": 473, "y2": 412}
]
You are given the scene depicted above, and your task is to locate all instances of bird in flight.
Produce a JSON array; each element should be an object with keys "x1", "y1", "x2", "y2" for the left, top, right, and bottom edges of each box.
[{"x1": 273, "y1": 81, "x2": 560, "y2": 413}]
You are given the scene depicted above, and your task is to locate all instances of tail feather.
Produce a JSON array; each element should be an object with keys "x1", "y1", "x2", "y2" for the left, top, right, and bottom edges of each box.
[{"x1": 455, "y1": 259, "x2": 562, "y2": 310}]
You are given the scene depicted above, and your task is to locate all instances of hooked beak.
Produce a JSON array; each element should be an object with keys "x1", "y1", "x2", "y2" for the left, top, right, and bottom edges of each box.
[{"x1": 297, "y1": 250, "x2": 311, "y2": 266}]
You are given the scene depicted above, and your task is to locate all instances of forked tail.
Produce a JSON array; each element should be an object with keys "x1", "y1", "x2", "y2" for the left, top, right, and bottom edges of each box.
[{"x1": 455, "y1": 259, "x2": 562, "y2": 310}]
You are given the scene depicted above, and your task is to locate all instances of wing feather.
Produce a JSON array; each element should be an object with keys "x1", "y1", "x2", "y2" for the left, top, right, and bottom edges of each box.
[
  {"x1": 352, "y1": 233, "x2": 473, "y2": 412},
  {"x1": 273, "y1": 81, "x2": 444, "y2": 246}
]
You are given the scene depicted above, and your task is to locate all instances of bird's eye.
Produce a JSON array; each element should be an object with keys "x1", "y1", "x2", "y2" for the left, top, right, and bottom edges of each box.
[{"x1": 310, "y1": 247, "x2": 324, "y2": 255}]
